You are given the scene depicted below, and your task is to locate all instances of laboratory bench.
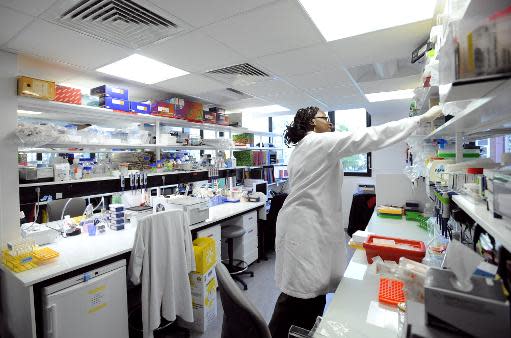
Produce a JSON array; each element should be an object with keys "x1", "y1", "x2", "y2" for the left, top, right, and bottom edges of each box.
[
  {"x1": 0, "y1": 201, "x2": 265, "y2": 338},
  {"x1": 318, "y1": 213, "x2": 431, "y2": 337}
]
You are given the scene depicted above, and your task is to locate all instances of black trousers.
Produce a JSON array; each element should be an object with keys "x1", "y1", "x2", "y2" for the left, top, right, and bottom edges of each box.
[{"x1": 269, "y1": 292, "x2": 326, "y2": 338}]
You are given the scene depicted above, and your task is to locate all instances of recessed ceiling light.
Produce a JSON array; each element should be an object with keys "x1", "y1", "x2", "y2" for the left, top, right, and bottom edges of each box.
[
  {"x1": 96, "y1": 54, "x2": 189, "y2": 84},
  {"x1": 298, "y1": 0, "x2": 437, "y2": 41},
  {"x1": 18, "y1": 110, "x2": 42, "y2": 115},
  {"x1": 365, "y1": 89, "x2": 415, "y2": 102},
  {"x1": 241, "y1": 105, "x2": 290, "y2": 114}
]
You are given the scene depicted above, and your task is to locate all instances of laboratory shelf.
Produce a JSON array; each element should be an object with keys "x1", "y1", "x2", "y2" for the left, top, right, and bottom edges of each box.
[
  {"x1": 441, "y1": 74, "x2": 510, "y2": 103},
  {"x1": 231, "y1": 146, "x2": 283, "y2": 151},
  {"x1": 19, "y1": 143, "x2": 157, "y2": 153},
  {"x1": 427, "y1": 79, "x2": 511, "y2": 139},
  {"x1": 17, "y1": 97, "x2": 280, "y2": 137},
  {"x1": 417, "y1": 86, "x2": 439, "y2": 114},
  {"x1": 452, "y1": 194, "x2": 511, "y2": 252}
]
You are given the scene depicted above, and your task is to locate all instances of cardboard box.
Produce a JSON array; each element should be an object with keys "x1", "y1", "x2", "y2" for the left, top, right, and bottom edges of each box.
[
  {"x1": 203, "y1": 110, "x2": 217, "y2": 124},
  {"x1": 90, "y1": 85, "x2": 129, "y2": 100},
  {"x1": 151, "y1": 101, "x2": 174, "y2": 117},
  {"x1": 129, "y1": 101, "x2": 151, "y2": 114},
  {"x1": 186, "y1": 266, "x2": 218, "y2": 333},
  {"x1": 166, "y1": 97, "x2": 188, "y2": 119},
  {"x1": 185, "y1": 101, "x2": 204, "y2": 122},
  {"x1": 18, "y1": 76, "x2": 56, "y2": 100},
  {"x1": 54, "y1": 85, "x2": 81, "y2": 105},
  {"x1": 99, "y1": 96, "x2": 129, "y2": 111}
]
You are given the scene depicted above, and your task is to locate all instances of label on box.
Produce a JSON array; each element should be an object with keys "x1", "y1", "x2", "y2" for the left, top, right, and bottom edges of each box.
[
  {"x1": 158, "y1": 106, "x2": 169, "y2": 113},
  {"x1": 112, "y1": 88, "x2": 123, "y2": 94}
]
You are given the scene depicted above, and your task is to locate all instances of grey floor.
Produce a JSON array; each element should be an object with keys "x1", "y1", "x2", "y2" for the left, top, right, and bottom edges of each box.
[{"x1": 192, "y1": 252, "x2": 282, "y2": 338}]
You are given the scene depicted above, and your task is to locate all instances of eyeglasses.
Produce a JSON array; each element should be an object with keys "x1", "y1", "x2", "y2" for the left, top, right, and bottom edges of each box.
[{"x1": 315, "y1": 116, "x2": 330, "y2": 122}]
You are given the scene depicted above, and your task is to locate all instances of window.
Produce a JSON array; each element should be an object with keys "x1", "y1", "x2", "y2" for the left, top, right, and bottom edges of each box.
[
  {"x1": 271, "y1": 115, "x2": 295, "y2": 165},
  {"x1": 331, "y1": 108, "x2": 372, "y2": 177}
]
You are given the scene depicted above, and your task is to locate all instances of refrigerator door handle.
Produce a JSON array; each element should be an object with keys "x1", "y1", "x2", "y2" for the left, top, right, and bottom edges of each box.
[{"x1": 47, "y1": 304, "x2": 57, "y2": 337}]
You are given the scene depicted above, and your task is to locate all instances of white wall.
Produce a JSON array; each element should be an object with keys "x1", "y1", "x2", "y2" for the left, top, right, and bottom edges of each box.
[{"x1": 0, "y1": 51, "x2": 19, "y2": 247}]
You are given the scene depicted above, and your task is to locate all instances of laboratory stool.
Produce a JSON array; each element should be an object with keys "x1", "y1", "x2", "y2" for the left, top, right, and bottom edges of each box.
[{"x1": 221, "y1": 225, "x2": 254, "y2": 290}]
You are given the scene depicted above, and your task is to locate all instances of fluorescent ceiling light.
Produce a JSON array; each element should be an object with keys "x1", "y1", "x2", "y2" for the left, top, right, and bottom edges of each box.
[
  {"x1": 298, "y1": 0, "x2": 437, "y2": 41},
  {"x1": 365, "y1": 89, "x2": 415, "y2": 102},
  {"x1": 18, "y1": 110, "x2": 42, "y2": 115},
  {"x1": 241, "y1": 105, "x2": 290, "y2": 114},
  {"x1": 96, "y1": 54, "x2": 189, "y2": 84}
]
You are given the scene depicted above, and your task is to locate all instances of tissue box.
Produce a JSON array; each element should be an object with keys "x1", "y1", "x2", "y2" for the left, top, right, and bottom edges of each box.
[
  {"x1": 54, "y1": 85, "x2": 81, "y2": 104},
  {"x1": 151, "y1": 101, "x2": 174, "y2": 117},
  {"x1": 129, "y1": 101, "x2": 151, "y2": 114},
  {"x1": 99, "y1": 97, "x2": 129, "y2": 111},
  {"x1": 90, "y1": 85, "x2": 128, "y2": 100},
  {"x1": 17, "y1": 76, "x2": 56, "y2": 100},
  {"x1": 203, "y1": 111, "x2": 217, "y2": 124},
  {"x1": 185, "y1": 101, "x2": 204, "y2": 122},
  {"x1": 166, "y1": 97, "x2": 188, "y2": 119}
]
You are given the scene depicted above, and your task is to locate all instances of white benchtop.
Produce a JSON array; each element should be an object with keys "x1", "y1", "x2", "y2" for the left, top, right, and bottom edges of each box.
[
  {"x1": 1, "y1": 201, "x2": 264, "y2": 287},
  {"x1": 318, "y1": 213, "x2": 431, "y2": 337}
]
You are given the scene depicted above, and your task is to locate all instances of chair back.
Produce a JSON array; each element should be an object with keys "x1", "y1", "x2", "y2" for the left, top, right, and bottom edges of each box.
[{"x1": 215, "y1": 263, "x2": 271, "y2": 338}]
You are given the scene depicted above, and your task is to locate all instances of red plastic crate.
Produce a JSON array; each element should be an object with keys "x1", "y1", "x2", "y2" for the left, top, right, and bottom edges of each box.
[
  {"x1": 363, "y1": 234, "x2": 426, "y2": 263},
  {"x1": 378, "y1": 277, "x2": 406, "y2": 306}
]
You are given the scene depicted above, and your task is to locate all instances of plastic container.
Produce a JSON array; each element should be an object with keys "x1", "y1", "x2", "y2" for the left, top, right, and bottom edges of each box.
[
  {"x1": 363, "y1": 235, "x2": 426, "y2": 263},
  {"x1": 192, "y1": 237, "x2": 217, "y2": 274}
]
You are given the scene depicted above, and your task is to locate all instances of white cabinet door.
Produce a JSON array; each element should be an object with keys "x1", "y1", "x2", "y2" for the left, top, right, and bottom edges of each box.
[{"x1": 43, "y1": 267, "x2": 128, "y2": 338}]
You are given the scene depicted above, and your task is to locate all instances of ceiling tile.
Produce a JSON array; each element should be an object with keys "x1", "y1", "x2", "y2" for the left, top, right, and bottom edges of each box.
[
  {"x1": 6, "y1": 19, "x2": 131, "y2": 70},
  {"x1": 149, "y1": 0, "x2": 276, "y2": 27},
  {"x1": 156, "y1": 74, "x2": 226, "y2": 96},
  {"x1": 309, "y1": 92, "x2": 368, "y2": 111},
  {"x1": 256, "y1": 44, "x2": 341, "y2": 77},
  {"x1": 206, "y1": 0, "x2": 322, "y2": 58},
  {"x1": 0, "y1": 0, "x2": 56, "y2": 17},
  {"x1": 328, "y1": 19, "x2": 433, "y2": 67},
  {"x1": 284, "y1": 68, "x2": 355, "y2": 92},
  {"x1": 359, "y1": 74, "x2": 421, "y2": 94},
  {"x1": 0, "y1": 6, "x2": 33, "y2": 46},
  {"x1": 139, "y1": 30, "x2": 244, "y2": 73},
  {"x1": 222, "y1": 97, "x2": 271, "y2": 110},
  {"x1": 232, "y1": 78, "x2": 298, "y2": 98}
]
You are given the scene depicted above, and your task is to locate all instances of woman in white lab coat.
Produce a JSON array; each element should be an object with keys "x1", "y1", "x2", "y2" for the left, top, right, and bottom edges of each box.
[{"x1": 269, "y1": 106, "x2": 442, "y2": 337}]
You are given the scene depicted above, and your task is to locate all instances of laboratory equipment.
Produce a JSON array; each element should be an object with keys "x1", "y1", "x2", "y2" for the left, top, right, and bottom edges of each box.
[
  {"x1": 154, "y1": 196, "x2": 209, "y2": 225},
  {"x1": 20, "y1": 223, "x2": 59, "y2": 245},
  {"x1": 424, "y1": 268, "x2": 510, "y2": 337},
  {"x1": 19, "y1": 166, "x2": 54, "y2": 183},
  {"x1": 42, "y1": 260, "x2": 129, "y2": 338}
]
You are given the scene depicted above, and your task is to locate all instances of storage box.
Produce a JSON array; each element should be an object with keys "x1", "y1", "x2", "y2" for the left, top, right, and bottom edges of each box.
[
  {"x1": 363, "y1": 235, "x2": 426, "y2": 263},
  {"x1": 129, "y1": 101, "x2": 151, "y2": 114},
  {"x1": 192, "y1": 237, "x2": 217, "y2": 274},
  {"x1": 203, "y1": 110, "x2": 217, "y2": 124},
  {"x1": 81, "y1": 94, "x2": 99, "y2": 107},
  {"x1": 185, "y1": 101, "x2": 204, "y2": 122},
  {"x1": 17, "y1": 76, "x2": 56, "y2": 100},
  {"x1": 90, "y1": 85, "x2": 128, "y2": 100},
  {"x1": 197, "y1": 225, "x2": 221, "y2": 264},
  {"x1": 151, "y1": 101, "x2": 174, "y2": 117},
  {"x1": 54, "y1": 85, "x2": 81, "y2": 105},
  {"x1": 166, "y1": 97, "x2": 187, "y2": 119},
  {"x1": 210, "y1": 108, "x2": 229, "y2": 125},
  {"x1": 99, "y1": 96, "x2": 129, "y2": 111}
]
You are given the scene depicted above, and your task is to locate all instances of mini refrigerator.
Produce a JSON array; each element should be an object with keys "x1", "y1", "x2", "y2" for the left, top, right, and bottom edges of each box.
[{"x1": 42, "y1": 260, "x2": 129, "y2": 338}]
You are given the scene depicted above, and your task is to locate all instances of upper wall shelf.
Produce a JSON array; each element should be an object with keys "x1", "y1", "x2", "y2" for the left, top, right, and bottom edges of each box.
[
  {"x1": 428, "y1": 79, "x2": 511, "y2": 139},
  {"x1": 17, "y1": 97, "x2": 280, "y2": 137},
  {"x1": 441, "y1": 74, "x2": 511, "y2": 103},
  {"x1": 452, "y1": 194, "x2": 511, "y2": 252}
]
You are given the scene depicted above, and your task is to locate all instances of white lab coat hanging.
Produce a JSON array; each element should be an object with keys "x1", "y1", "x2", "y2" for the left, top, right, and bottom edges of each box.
[{"x1": 275, "y1": 116, "x2": 420, "y2": 298}]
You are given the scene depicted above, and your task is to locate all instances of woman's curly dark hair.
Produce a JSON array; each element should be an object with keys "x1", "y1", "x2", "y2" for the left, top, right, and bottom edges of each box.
[{"x1": 284, "y1": 106, "x2": 319, "y2": 147}]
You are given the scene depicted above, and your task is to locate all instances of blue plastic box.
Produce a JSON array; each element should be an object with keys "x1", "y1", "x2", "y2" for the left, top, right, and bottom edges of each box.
[
  {"x1": 99, "y1": 96, "x2": 129, "y2": 111},
  {"x1": 90, "y1": 85, "x2": 129, "y2": 100},
  {"x1": 129, "y1": 101, "x2": 151, "y2": 114}
]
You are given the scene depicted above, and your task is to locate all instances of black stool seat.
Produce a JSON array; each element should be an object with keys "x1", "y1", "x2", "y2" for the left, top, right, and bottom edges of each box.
[
  {"x1": 222, "y1": 224, "x2": 254, "y2": 291},
  {"x1": 222, "y1": 225, "x2": 246, "y2": 238}
]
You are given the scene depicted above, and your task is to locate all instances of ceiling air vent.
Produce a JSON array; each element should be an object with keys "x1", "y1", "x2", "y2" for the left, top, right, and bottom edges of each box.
[
  {"x1": 207, "y1": 63, "x2": 269, "y2": 77},
  {"x1": 41, "y1": 0, "x2": 185, "y2": 49},
  {"x1": 225, "y1": 88, "x2": 253, "y2": 99}
]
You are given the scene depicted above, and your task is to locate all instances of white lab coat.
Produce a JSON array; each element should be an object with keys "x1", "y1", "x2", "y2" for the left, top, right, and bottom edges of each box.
[
  {"x1": 129, "y1": 210, "x2": 196, "y2": 338},
  {"x1": 275, "y1": 116, "x2": 420, "y2": 299}
]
